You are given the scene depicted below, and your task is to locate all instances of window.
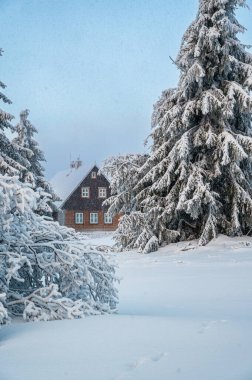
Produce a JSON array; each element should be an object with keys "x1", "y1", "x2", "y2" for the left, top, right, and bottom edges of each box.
[
  {"x1": 90, "y1": 212, "x2": 99, "y2": 224},
  {"x1": 81, "y1": 187, "x2": 90, "y2": 198},
  {"x1": 104, "y1": 213, "x2": 113, "y2": 224},
  {"x1": 91, "y1": 171, "x2": 97, "y2": 179},
  {"x1": 98, "y1": 187, "x2": 107, "y2": 198},
  {"x1": 75, "y1": 212, "x2": 84, "y2": 224}
]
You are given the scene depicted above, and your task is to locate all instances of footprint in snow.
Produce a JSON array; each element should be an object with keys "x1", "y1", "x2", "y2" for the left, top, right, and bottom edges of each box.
[
  {"x1": 129, "y1": 352, "x2": 169, "y2": 369},
  {"x1": 113, "y1": 352, "x2": 169, "y2": 380},
  {"x1": 198, "y1": 319, "x2": 227, "y2": 334}
]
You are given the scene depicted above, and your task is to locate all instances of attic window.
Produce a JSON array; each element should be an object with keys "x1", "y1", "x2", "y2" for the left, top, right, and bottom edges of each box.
[
  {"x1": 81, "y1": 187, "x2": 90, "y2": 198},
  {"x1": 98, "y1": 187, "x2": 107, "y2": 198},
  {"x1": 91, "y1": 171, "x2": 97, "y2": 179}
]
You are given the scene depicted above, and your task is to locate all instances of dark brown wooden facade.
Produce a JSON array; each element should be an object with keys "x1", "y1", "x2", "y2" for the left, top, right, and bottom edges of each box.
[{"x1": 60, "y1": 165, "x2": 119, "y2": 231}]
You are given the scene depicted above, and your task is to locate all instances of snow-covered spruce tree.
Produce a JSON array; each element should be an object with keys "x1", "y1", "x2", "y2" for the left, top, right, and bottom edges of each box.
[
  {"x1": 0, "y1": 52, "x2": 30, "y2": 178},
  {"x1": 120, "y1": 0, "x2": 252, "y2": 251},
  {"x1": 101, "y1": 154, "x2": 159, "y2": 253},
  {"x1": 0, "y1": 49, "x2": 32, "y2": 321},
  {"x1": 0, "y1": 52, "x2": 117, "y2": 324},
  {"x1": 13, "y1": 109, "x2": 59, "y2": 216}
]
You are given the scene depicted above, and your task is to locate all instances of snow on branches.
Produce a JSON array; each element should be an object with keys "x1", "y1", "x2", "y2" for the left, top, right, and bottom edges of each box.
[
  {"x1": 0, "y1": 293, "x2": 8, "y2": 324},
  {"x1": 0, "y1": 175, "x2": 118, "y2": 324},
  {"x1": 114, "y1": 212, "x2": 158, "y2": 254},
  {"x1": 102, "y1": 154, "x2": 149, "y2": 215},
  {"x1": 105, "y1": 0, "x2": 252, "y2": 252},
  {"x1": 101, "y1": 155, "x2": 160, "y2": 253},
  {"x1": 12, "y1": 109, "x2": 59, "y2": 217},
  {"x1": 144, "y1": 0, "x2": 252, "y2": 245}
]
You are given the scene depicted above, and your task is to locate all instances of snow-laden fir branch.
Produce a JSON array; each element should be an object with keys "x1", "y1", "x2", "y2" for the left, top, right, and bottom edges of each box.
[{"x1": 0, "y1": 175, "x2": 118, "y2": 323}]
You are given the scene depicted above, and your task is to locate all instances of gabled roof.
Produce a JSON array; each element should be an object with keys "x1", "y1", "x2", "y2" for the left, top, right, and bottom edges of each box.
[{"x1": 50, "y1": 164, "x2": 99, "y2": 207}]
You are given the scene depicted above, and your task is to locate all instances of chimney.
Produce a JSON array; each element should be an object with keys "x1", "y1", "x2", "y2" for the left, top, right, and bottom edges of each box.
[{"x1": 70, "y1": 158, "x2": 82, "y2": 169}]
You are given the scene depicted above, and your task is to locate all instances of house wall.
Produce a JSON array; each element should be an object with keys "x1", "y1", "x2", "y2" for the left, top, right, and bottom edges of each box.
[
  {"x1": 57, "y1": 209, "x2": 65, "y2": 226},
  {"x1": 64, "y1": 210, "x2": 120, "y2": 231}
]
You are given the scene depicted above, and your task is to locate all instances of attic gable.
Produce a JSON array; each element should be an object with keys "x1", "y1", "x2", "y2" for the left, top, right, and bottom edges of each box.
[{"x1": 61, "y1": 165, "x2": 111, "y2": 211}]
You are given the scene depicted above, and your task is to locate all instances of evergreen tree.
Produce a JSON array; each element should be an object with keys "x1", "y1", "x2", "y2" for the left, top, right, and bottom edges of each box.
[
  {"x1": 0, "y1": 51, "x2": 118, "y2": 323},
  {"x1": 102, "y1": 154, "x2": 159, "y2": 253},
  {"x1": 0, "y1": 50, "x2": 30, "y2": 177},
  {"x1": 113, "y1": 0, "x2": 252, "y2": 252},
  {"x1": 102, "y1": 154, "x2": 149, "y2": 215},
  {"x1": 13, "y1": 109, "x2": 59, "y2": 216}
]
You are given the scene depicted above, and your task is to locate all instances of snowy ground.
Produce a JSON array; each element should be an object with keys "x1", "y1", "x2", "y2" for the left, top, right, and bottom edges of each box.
[{"x1": 1, "y1": 234, "x2": 252, "y2": 380}]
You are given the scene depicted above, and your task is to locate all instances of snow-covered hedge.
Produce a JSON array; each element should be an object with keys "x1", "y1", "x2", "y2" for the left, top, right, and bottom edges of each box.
[{"x1": 0, "y1": 175, "x2": 118, "y2": 324}]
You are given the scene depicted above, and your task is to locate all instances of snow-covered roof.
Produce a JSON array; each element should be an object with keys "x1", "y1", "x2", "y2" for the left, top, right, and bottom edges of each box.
[{"x1": 50, "y1": 165, "x2": 89, "y2": 205}]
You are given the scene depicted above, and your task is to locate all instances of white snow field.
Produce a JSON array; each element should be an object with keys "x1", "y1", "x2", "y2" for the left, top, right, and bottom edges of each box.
[{"x1": 1, "y1": 234, "x2": 252, "y2": 380}]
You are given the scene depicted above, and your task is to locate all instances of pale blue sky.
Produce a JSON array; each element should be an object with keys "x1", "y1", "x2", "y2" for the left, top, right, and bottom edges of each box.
[{"x1": 0, "y1": 0, "x2": 251, "y2": 178}]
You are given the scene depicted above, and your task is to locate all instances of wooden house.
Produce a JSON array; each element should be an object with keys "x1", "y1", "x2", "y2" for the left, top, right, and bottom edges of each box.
[{"x1": 51, "y1": 162, "x2": 120, "y2": 231}]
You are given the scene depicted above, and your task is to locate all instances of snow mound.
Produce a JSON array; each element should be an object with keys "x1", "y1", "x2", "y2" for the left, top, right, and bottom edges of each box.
[{"x1": 163, "y1": 234, "x2": 252, "y2": 255}]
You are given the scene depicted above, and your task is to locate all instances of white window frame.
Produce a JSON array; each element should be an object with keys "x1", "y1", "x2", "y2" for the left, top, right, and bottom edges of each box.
[
  {"x1": 75, "y1": 212, "x2": 84, "y2": 224},
  {"x1": 91, "y1": 171, "x2": 97, "y2": 179},
  {"x1": 81, "y1": 187, "x2": 90, "y2": 198},
  {"x1": 98, "y1": 187, "x2": 107, "y2": 198},
  {"x1": 104, "y1": 212, "x2": 113, "y2": 224},
  {"x1": 90, "y1": 212, "x2": 99, "y2": 224}
]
